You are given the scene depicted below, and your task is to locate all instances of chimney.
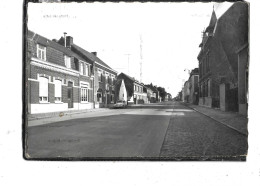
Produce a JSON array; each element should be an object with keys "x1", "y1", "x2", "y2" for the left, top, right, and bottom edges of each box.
[
  {"x1": 66, "y1": 36, "x2": 73, "y2": 48},
  {"x1": 63, "y1": 32, "x2": 67, "y2": 47},
  {"x1": 92, "y1": 52, "x2": 97, "y2": 56}
]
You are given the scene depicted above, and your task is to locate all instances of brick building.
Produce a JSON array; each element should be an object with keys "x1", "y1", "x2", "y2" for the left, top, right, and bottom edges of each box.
[
  {"x1": 197, "y1": 2, "x2": 248, "y2": 113},
  {"x1": 57, "y1": 37, "x2": 118, "y2": 108},
  {"x1": 188, "y1": 68, "x2": 199, "y2": 105},
  {"x1": 27, "y1": 30, "x2": 94, "y2": 114}
]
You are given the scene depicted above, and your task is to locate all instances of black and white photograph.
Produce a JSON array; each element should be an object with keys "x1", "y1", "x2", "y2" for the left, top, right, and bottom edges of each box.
[
  {"x1": 2, "y1": 0, "x2": 260, "y2": 185},
  {"x1": 24, "y1": 0, "x2": 249, "y2": 160}
]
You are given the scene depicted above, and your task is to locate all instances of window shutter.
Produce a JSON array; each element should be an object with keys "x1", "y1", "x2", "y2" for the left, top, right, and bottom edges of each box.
[
  {"x1": 39, "y1": 77, "x2": 48, "y2": 97},
  {"x1": 54, "y1": 79, "x2": 62, "y2": 97}
]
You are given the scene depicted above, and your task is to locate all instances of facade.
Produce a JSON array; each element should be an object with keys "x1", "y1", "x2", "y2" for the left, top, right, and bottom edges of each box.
[
  {"x1": 197, "y1": 2, "x2": 248, "y2": 113},
  {"x1": 143, "y1": 85, "x2": 153, "y2": 103},
  {"x1": 116, "y1": 73, "x2": 145, "y2": 104},
  {"x1": 144, "y1": 84, "x2": 158, "y2": 103},
  {"x1": 27, "y1": 30, "x2": 94, "y2": 114},
  {"x1": 183, "y1": 81, "x2": 190, "y2": 103},
  {"x1": 188, "y1": 68, "x2": 199, "y2": 105},
  {"x1": 60, "y1": 38, "x2": 118, "y2": 108}
]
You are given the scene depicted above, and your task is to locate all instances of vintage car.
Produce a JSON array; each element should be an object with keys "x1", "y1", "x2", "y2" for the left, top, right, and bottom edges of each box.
[{"x1": 113, "y1": 100, "x2": 127, "y2": 109}]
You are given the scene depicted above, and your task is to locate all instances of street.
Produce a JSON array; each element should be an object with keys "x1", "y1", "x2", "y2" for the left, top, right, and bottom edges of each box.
[{"x1": 26, "y1": 101, "x2": 247, "y2": 160}]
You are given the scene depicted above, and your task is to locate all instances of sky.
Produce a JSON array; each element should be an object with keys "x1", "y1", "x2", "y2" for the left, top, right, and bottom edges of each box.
[{"x1": 28, "y1": 2, "x2": 233, "y2": 97}]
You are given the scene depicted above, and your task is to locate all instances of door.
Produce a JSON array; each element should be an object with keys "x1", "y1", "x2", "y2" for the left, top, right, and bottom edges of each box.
[{"x1": 67, "y1": 81, "x2": 73, "y2": 108}]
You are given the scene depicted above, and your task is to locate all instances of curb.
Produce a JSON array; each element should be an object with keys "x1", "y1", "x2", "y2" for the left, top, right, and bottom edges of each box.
[
  {"x1": 27, "y1": 108, "x2": 109, "y2": 121},
  {"x1": 184, "y1": 104, "x2": 248, "y2": 136}
]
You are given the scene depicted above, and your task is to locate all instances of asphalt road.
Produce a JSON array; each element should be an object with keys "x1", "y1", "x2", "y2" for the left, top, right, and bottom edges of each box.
[{"x1": 26, "y1": 101, "x2": 247, "y2": 160}]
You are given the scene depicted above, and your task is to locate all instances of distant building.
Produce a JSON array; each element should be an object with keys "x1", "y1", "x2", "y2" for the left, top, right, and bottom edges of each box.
[
  {"x1": 144, "y1": 84, "x2": 158, "y2": 103},
  {"x1": 197, "y1": 2, "x2": 248, "y2": 114},
  {"x1": 115, "y1": 73, "x2": 145, "y2": 104},
  {"x1": 143, "y1": 85, "x2": 153, "y2": 103},
  {"x1": 188, "y1": 68, "x2": 199, "y2": 105},
  {"x1": 183, "y1": 81, "x2": 190, "y2": 103}
]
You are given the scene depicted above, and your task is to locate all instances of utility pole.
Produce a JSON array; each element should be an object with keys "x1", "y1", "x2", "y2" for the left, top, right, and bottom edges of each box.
[{"x1": 125, "y1": 54, "x2": 131, "y2": 75}]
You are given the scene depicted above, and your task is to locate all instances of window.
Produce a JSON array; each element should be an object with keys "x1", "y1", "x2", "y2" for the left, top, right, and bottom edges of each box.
[
  {"x1": 64, "y1": 55, "x2": 71, "y2": 68},
  {"x1": 81, "y1": 83, "x2": 88, "y2": 102},
  {"x1": 54, "y1": 79, "x2": 62, "y2": 102},
  {"x1": 39, "y1": 76, "x2": 48, "y2": 102},
  {"x1": 80, "y1": 63, "x2": 83, "y2": 75},
  {"x1": 111, "y1": 94, "x2": 114, "y2": 103},
  {"x1": 98, "y1": 71, "x2": 103, "y2": 82},
  {"x1": 134, "y1": 85, "x2": 136, "y2": 91},
  {"x1": 111, "y1": 77, "x2": 114, "y2": 85},
  {"x1": 37, "y1": 44, "x2": 46, "y2": 61},
  {"x1": 206, "y1": 53, "x2": 210, "y2": 72},
  {"x1": 105, "y1": 75, "x2": 108, "y2": 83},
  {"x1": 81, "y1": 87, "x2": 88, "y2": 102},
  {"x1": 85, "y1": 64, "x2": 89, "y2": 76}
]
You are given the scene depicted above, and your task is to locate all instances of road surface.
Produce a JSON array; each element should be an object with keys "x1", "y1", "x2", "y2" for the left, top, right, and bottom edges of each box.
[{"x1": 26, "y1": 101, "x2": 247, "y2": 160}]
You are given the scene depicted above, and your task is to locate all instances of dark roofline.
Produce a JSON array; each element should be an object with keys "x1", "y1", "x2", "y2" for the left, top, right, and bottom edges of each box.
[
  {"x1": 71, "y1": 43, "x2": 117, "y2": 74},
  {"x1": 28, "y1": 30, "x2": 87, "y2": 63}
]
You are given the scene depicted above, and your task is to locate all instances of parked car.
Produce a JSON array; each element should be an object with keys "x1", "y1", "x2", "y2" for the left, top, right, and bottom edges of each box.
[{"x1": 113, "y1": 100, "x2": 127, "y2": 109}]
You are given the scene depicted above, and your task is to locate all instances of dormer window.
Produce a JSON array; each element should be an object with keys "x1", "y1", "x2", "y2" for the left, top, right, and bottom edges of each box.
[
  {"x1": 64, "y1": 55, "x2": 71, "y2": 68},
  {"x1": 37, "y1": 44, "x2": 46, "y2": 61}
]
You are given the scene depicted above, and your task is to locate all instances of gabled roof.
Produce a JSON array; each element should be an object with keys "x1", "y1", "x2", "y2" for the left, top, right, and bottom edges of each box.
[
  {"x1": 213, "y1": 2, "x2": 248, "y2": 81},
  {"x1": 27, "y1": 30, "x2": 86, "y2": 62},
  {"x1": 118, "y1": 72, "x2": 135, "y2": 81},
  {"x1": 117, "y1": 72, "x2": 145, "y2": 86},
  {"x1": 144, "y1": 84, "x2": 158, "y2": 92},
  {"x1": 71, "y1": 43, "x2": 116, "y2": 73}
]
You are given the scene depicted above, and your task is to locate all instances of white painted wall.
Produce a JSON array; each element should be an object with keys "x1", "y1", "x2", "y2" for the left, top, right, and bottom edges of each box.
[
  {"x1": 119, "y1": 79, "x2": 127, "y2": 101},
  {"x1": 30, "y1": 102, "x2": 94, "y2": 114}
]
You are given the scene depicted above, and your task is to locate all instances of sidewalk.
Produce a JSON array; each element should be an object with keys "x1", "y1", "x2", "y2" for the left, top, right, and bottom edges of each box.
[
  {"x1": 27, "y1": 107, "x2": 109, "y2": 121},
  {"x1": 183, "y1": 102, "x2": 248, "y2": 136}
]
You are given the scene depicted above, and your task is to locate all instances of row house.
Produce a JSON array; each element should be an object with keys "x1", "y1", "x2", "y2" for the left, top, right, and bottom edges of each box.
[
  {"x1": 197, "y1": 2, "x2": 248, "y2": 115},
  {"x1": 143, "y1": 85, "x2": 154, "y2": 103},
  {"x1": 115, "y1": 73, "x2": 146, "y2": 104},
  {"x1": 182, "y1": 80, "x2": 190, "y2": 103},
  {"x1": 27, "y1": 30, "x2": 94, "y2": 114},
  {"x1": 26, "y1": 30, "x2": 118, "y2": 114},
  {"x1": 188, "y1": 68, "x2": 199, "y2": 105},
  {"x1": 56, "y1": 36, "x2": 118, "y2": 108},
  {"x1": 144, "y1": 84, "x2": 160, "y2": 103}
]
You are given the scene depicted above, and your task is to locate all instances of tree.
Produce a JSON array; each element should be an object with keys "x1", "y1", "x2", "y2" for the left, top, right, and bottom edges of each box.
[{"x1": 157, "y1": 87, "x2": 167, "y2": 101}]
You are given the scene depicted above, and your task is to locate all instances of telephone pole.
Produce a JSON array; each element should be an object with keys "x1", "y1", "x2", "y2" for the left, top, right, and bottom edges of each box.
[{"x1": 125, "y1": 54, "x2": 131, "y2": 75}]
